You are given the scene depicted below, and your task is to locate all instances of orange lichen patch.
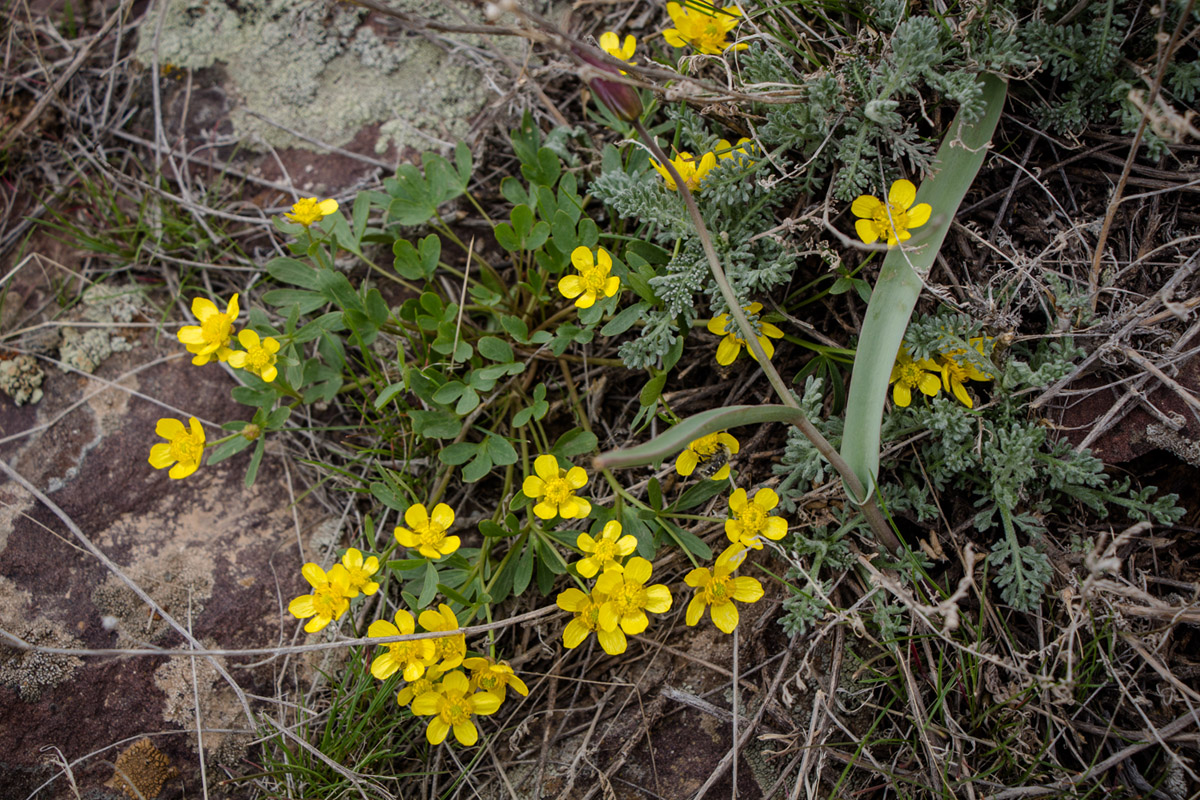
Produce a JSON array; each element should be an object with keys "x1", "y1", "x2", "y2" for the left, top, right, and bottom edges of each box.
[{"x1": 104, "y1": 738, "x2": 179, "y2": 799}]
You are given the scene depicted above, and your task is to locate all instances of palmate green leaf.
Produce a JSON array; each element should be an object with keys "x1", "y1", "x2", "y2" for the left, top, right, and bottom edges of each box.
[{"x1": 840, "y1": 73, "x2": 1008, "y2": 503}]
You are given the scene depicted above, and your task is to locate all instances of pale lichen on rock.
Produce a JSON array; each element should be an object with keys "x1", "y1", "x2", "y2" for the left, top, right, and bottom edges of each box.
[{"x1": 0, "y1": 354, "x2": 44, "y2": 405}]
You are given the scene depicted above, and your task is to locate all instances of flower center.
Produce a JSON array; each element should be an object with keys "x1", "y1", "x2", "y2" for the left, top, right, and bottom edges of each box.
[
  {"x1": 388, "y1": 641, "x2": 421, "y2": 664},
  {"x1": 346, "y1": 566, "x2": 371, "y2": 587},
  {"x1": 478, "y1": 673, "x2": 501, "y2": 691},
  {"x1": 418, "y1": 524, "x2": 447, "y2": 549},
  {"x1": 581, "y1": 268, "x2": 608, "y2": 293},
  {"x1": 609, "y1": 582, "x2": 647, "y2": 616},
  {"x1": 433, "y1": 636, "x2": 460, "y2": 661},
  {"x1": 581, "y1": 602, "x2": 602, "y2": 631},
  {"x1": 739, "y1": 504, "x2": 768, "y2": 534},
  {"x1": 312, "y1": 584, "x2": 344, "y2": 618},
  {"x1": 872, "y1": 204, "x2": 909, "y2": 237},
  {"x1": 439, "y1": 692, "x2": 471, "y2": 726},
  {"x1": 170, "y1": 433, "x2": 203, "y2": 463},
  {"x1": 200, "y1": 315, "x2": 231, "y2": 346},
  {"x1": 247, "y1": 347, "x2": 274, "y2": 371},
  {"x1": 942, "y1": 359, "x2": 967, "y2": 383},
  {"x1": 544, "y1": 476, "x2": 573, "y2": 506},
  {"x1": 593, "y1": 540, "x2": 618, "y2": 562},
  {"x1": 899, "y1": 361, "x2": 926, "y2": 388},
  {"x1": 704, "y1": 576, "x2": 733, "y2": 605},
  {"x1": 410, "y1": 677, "x2": 434, "y2": 696},
  {"x1": 692, "y1": 434, "x2": 723, "y2": 457}
]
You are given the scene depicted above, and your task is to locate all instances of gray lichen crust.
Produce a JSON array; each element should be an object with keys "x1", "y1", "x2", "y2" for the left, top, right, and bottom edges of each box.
[
  {"x1": 0, "y1": 355, "x2": 44, "y2": 405},
  {"x1": 136, "y1": 0, "x2": 516, "y2": 155}
]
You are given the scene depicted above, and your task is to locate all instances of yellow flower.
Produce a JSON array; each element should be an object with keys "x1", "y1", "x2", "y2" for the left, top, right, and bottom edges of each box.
[
  {"x1": 395, "y1": 503, "x2": 460, "y2": 559},
  {"x1": 938, "y1": 338, "x2": 993, "y2": 409},
  {"x1": 227, "y1": 329, "x2": 281, "y2": 382},
  {"x1": 397, "y1": 666, "x2": 444, "y2": 708},
  {"x1": 685, "y1": 543, "x2": 764, "y2": 633},
  {"x1": 651, "y1": 151, "x2": 718, "y2": 192},
  {"x1": 598, "y1": 31, "x2": 636, "y2": 67},
  {"x1": 367, "y1": 609, "x2": 436, "y2": 682},
  {"x1": 419, "y1": 603, "x2": 467, "y2": 671},
  {"x1": 522, "y1": 455, "x2": 591, "y2": 520},
  {"x1": 287, "y1": 563, "x2": 352, "y2": 633},
  {"x1": 284, "y1": 197, "x2": 339, "y2": 227},
  {"x1": 715, "y1": 137, "x2": 756, "y2": 165},
  {"x1": 675, "y1": 431, "x2": 740, "y2": 482},
  {"x1": 851, "y1": 179, "x2": 932, "y2": 247},
  {"x1": 725, "y1": 487, "x2": 788, "y2": 550},
  {"x1": 575, "y1": 520, "x2": 638, "y2": 578},
  {"x1": 662, "y1": 2, "x2": 747, "y2": 54},
  {"x1": 556, "y1": 586, "x2": 627, "y2": 655},
  {"x1": 463, "y1": 656, "x2": 529, "y2": 701},
  {"x1": 889, "y1": 348, "x2": 942, "y2": 407},
  {"x1": 595, "y1": 557, "x2": 673, "y2": 636},
  {"x1": 148, "y1": 417, "x2": 206, "y2": 480},
  {"x1": 411, "y1": 669, "x2": 502, "y2": 746},
  {"x1": 340, "y1": 547, "x2": 380, "y2": 597},
  {"x1": 706, "y1": 302, "x2": 784, "y2": 366},
  {"x1": 177, "y1": 294, "x2": 239, "y2": 365},
  {"x1": 558, "y1": 246, "x2": 621, "y2": 309}
]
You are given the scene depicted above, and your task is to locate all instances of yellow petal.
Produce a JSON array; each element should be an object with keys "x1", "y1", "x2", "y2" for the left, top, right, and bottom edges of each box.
[
  {"x1": 558, "y1": 275, "x2": 584, "y2": 299},
  {"x1": 676, "y1": 450, "x2": 699, "y2": 476},
  {"x1": 907, "y1": 202, "x2": 931, "y2": 229},
  {"x1": 893, "y1": 381, "x2": 912, "y2": 407},
  {"x1": 534, "y1": 454, "x2": 559, "y2": 481},
  {"x1": 155, "y1": 418, "x2": 186, "y2": 439},
  {"x1": 706, "y1": 314, "x2": 730, "y2": 336},
  {"x1": 563, "y1": 619, "x2": 590, "y2": 648},
  {"x1": 918, "y1": 372, "x2": 941, "y2": 397},
  {"x1": 711, "y1": 601, "x2": 739, "y2": 633},
  {"x1": 644, "y1": 585, "x2": 672, "y2": 613},
  {"x1": 597, "y1": 627, "x2": 627, "y2": 655},
  {"x1": 851, "y1": 194, "x2": 882, "y2": 219},
  {"x1": 426, "y1": 717, "x2": 450, "y2": 745},
  {"x1": 405, "y1": 503, "x2": 430, "y2": 530},
  {"x1": 754, "y1": 488, "x2": 780, "y2": 511},
  {"x1": 888, "y1": 179, "x2": 917, "y2": 210},
  {"x1": 412, "y1": 693, "x2": 441, "y2": 716},
  {"x1": 686, "y1": 594, "x2": 706, "y2": 626},
  {"x1": 237, "y1": 329, "x2": 260, "y2": 349},
  {"x1": 316, "y1": 198, "x2": 339, "y2": 216},
  {"x1": 431, "y1": 503, "x2": 455, "y2": 529},
  {"x1": 367, "y1": 619, "x2": 399, "y2": 638},
  {"x1": 624, "y1": 557, "x2": 652, "y2": 584},
  {"x1": 565, "y1": 466, "x2": 588, "y2": 489},
  {"x1": 716, "y1": 335, "x2": 741, "y2": 365},
  {"x1": 300, "y1": 563, "x2": 326, "y2": 589},
  {"x1": 371, "y1": 652, "x2": 400, "y2": 680},
  {"x1": 855, "y1": 218, "x2": 879, "y2": 244},
  {"x1": 148, "y1": 443, "x2": 174, "y2": 469},
  {"x1": 288, "y1": 595, "x2": 315, "y2": 618},
  {"x1": 570, "y1": 246, "x2": 594, "y2": 272},
  {"x1": 731, "y1": 576, "x2": 764, "y2": 603}
]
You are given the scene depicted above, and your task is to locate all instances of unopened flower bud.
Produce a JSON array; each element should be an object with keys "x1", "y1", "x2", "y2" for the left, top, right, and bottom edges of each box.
[
  {"x1": 573, "y1": 45, "x2": 643, "y2": 122},
  {"x1": 242, "y1": 424, "x2": 261, "y2": 441}
]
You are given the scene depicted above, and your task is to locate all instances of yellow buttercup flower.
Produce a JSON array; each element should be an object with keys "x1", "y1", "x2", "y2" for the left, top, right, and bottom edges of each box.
[
  {"x1": 662, "y1": 2, "x2": 747, "y2": 54},
  {"x1": 575, "y1": 520, "x2": 638, "y2": 578},
  {"x1": 725, "y1": 487, "x2": 788, "y2": 550},
  {"x1": 177, "y1": 294, "x2": 239, "y2": 365},
  {"x1": 284, "y1": 197, "x2": 339, "y2": 227},
  {"x1": 556, "y1": 586, "x2": 627, "y2": 655},
  {"x1": 675, "y1": 431, "x2": 740, "y2": 481},
  {"x1": 889, "y1": 348, "x2": 941, "y2": 407},
  {"x1": 340, "y1": 547, "x2": 380, "y2": 597},
  {"x1": 715, "y1": 137, "x2": 756, "y2": 165},
  {"x1": 595, "y1": 557, "x2": 673, "y2": 636},
  {"x1": 938, "y1": 338, "x2": 993, "y2": 409},
  {"x1": 395, "y1": 503, "x2": 460, "y2": 559},
  {"x1": 522, "y1": 455, "x2": 591, "y2": 520},
  {"x1": 706, "y1": 302, "x2": 784, "y2": 366},
  {"x1": 367, "y1": 609, "x2": 436, "y2": 682},
  {"x1": 851, "y1": 179, "x2": 932, "y2": 247},
  {"x1": 685, "y1": 543, "x2": 764, "y2": 633},
  {"x1": 287, "y1": 563, "x2": 352, "y2": 633},
  {"x1": 419, "y1": 603, "x2": 467, "y2": 671},
  {"x1": 463, "y1": 656, "x2": 529, "y2": 701},
  {"x1": 559, "y1": 246, "x2": 621, "y2": 309},
  {"x1": 411, "y1": 669, "x2": 503, "y2": 746},
  {"x1": 598, "y1": 31, "x2": 636, "y2": 66},
  {"x1": 148, "y1": 416, "x2": 206, "y2": 480},
  {"x1": 227, "y1": 329, "x2": 281, "y2": 382},
  {"x1": 651, "y1": 150, "x2": 718, "y2": 192},
  {"x1": 397, "y1": 666, "x2": 444, "y2": 708}
]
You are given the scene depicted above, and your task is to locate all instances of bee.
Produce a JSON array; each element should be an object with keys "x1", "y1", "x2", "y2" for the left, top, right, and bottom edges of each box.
[{"x1": 694, "y1": 442, "x2": 732, "y2": 480}]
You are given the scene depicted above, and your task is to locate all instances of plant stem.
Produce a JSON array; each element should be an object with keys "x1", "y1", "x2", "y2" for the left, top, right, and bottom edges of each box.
[{"x1": 632, "y1": 120, "x2": 900, "y2": 554}]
